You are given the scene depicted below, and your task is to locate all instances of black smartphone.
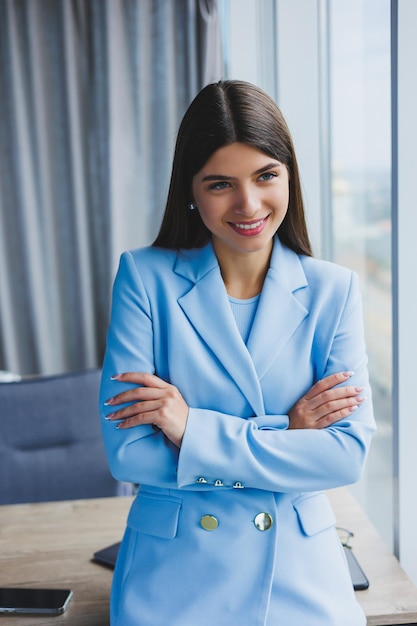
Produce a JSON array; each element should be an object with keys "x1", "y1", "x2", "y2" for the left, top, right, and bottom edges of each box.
[
  {"x1": 343, "y1": 545, "x2": 370, "y2": 591},
  {"x1": 0, "y1": 588, "x2": 73, "y2": 615}
]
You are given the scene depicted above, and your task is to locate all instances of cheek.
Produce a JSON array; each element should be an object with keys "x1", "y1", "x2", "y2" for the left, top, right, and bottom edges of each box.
[
  {"x1": 277, "y1": 185, "x2": 290, "y2": 209},
  {"x1": 283, "y1": 190, "x2": 290, "y2": 210},
  {"x1": 195, "y1": 196, "x2": 224, "y2": 222},
  {"x1": 192, "y1": 188, "x2": 210, "y2": 214},
  {"x1": 268, "y1": 187, "x2": 289, "y2": 212}
]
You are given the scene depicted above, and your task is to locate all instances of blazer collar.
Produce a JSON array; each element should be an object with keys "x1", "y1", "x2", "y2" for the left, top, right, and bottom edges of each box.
[
  {"x1": 173, "y1": 236, "x2": 307, "y2": 291},
  {"x1": 174, "y1": 242, "x2": 219, "y2": 283},
  {"x1": 174, "y1": 237, "x2": 308, "y2": 415},
  {"x1": 247, "y1": 237, "x2": 308, "y2": 380}
]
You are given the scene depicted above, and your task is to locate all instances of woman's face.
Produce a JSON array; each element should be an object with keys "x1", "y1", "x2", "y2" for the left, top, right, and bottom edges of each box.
[{"x1": 192, "y1": 142, "x2": 289, "y2": 260}]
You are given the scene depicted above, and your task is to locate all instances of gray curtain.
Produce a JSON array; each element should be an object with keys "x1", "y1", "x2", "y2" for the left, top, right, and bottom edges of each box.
[{"x1": 0, "y1": 0, "x2": 222, "y2": 376}]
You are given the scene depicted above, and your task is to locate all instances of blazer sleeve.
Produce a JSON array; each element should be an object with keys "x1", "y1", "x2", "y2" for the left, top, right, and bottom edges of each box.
[
  {"x1": 176, "y1": 271, "x2": 376, "y2": 493},
  {"x1": 100, "y1": 251, "x2": 181, "y2": 487}
]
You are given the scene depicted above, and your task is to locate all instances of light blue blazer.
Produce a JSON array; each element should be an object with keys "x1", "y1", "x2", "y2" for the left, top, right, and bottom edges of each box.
[{"x1": 100, "y1": 236, "x2": 375, "y2": 626}]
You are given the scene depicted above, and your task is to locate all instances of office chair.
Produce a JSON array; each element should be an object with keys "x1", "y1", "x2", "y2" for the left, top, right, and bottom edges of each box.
[{"x1": 0, "y1": 368, "x2": 123, "y2": 504}]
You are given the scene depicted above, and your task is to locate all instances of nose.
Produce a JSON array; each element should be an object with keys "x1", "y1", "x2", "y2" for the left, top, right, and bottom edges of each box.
[{"x1": 233, "y1": 185, "x2": 261, "y2": 216}]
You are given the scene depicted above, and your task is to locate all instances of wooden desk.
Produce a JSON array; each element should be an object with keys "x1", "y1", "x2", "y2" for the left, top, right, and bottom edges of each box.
[
  {"x1": 0, "y1": 490, "x2": 416, "y2": 625},
  {"x1": 329, "y1": 488, "x2": 417, "y2": 626},
  {"x1": 0, "y1": 496, "x2": 132, "y2": 625}
]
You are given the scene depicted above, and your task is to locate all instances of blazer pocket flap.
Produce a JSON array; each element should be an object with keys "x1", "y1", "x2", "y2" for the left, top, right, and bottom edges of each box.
[
  {"x1": 292, "y1": 492, "x2": 336, "y2": 536},
  {"x1": 127, "y1": 495, "x2": 181, "y2": 539}
]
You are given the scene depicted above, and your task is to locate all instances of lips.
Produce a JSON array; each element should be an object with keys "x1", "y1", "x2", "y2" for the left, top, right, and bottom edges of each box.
[
  {"x1": 233, "y1": 218, "x2": 265, "y2": 230},
  {"x1": 229, "y1": 215, "x2": 269, "y2": 236}
]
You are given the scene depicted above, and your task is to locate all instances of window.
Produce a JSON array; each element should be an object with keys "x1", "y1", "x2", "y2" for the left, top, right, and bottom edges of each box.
[{"x1": 329, "y1": 0, "x2": 392, "y2": 549}]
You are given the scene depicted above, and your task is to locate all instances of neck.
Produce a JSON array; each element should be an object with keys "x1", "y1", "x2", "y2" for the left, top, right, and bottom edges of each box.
[{"x1": 213, "y1": 240, "x2": 273, "y2": 299}]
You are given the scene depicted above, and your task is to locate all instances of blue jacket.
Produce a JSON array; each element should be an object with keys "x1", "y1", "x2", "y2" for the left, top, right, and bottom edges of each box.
[{"x1": 100, "y1": 236, "x2": 375, "y2": 626}]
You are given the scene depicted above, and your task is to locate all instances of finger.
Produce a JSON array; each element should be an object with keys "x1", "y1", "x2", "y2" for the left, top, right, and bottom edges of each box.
[
  {"x1": 308, "y1": 385, "x2": 365, "y2": 411},
  {"x1": 116, "y1": 408, "x2": 161, "y2": 429},
  {"x1": 111, "y1": 372, "x2": 168, "y2": 388},
  {"x1": 105, "y1": 399, "x2": 161, "y2": 421},
  {"x1": 316, "y1": 403, "x2": 360, "y2": 428},
  {"x1": 313, "y1": 394, "x2": 365, "y2": 420},
  {"x1": 105, "y1": 385, "x2": 168, "y2": 407},
  {"x1": 304, "y1": 372, "x2": 355, "y2": 401}
]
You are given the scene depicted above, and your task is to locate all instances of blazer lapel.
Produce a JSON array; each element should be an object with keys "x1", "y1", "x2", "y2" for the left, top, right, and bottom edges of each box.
[
  {"x1": 247, "y1": 237, "x2": 309, "y2": 380},
  {"x1": 174, "y1": 239, "x2": 309, "y2": 413},
  {"x1": 175, "y1": 245, "x2": 265, "y2": 415}
]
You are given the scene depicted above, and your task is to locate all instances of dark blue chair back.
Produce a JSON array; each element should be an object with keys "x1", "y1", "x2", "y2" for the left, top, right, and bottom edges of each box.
[{"x1": 0, "y1": 369, "x2": 122, "y2": 504}]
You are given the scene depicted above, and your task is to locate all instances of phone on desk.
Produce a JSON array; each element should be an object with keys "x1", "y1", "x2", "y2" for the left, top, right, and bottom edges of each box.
[
  {"x1": 343, "y1": 545, "x2": 369, "y2": 590},
  {"x1": 0, "y1": 588, "x2": 73, "y2": 615}
]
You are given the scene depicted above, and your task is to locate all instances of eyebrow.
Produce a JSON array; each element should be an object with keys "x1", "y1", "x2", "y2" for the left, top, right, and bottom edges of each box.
[{"x1": 201, "y1": 162, "x2": 282, "y2": 182}]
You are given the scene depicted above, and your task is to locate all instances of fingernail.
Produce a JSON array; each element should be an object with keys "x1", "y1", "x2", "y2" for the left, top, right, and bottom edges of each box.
[
  {"x1": 344, "y1": 371, "x2": 355, "y2": 378},
  {"x1": 357, "y1": 396, "x2": 367, "y2": 403},
  {"x1": 111, "y1": 374, "x2": 122, "y2": 380},
  {"x1": 349, "y1": 405, "x2": 358, "y2": 412},
  {"x1": 355, "y1": 387, "x2": 365, "y2": 393},
  {"x1": 104, "y1": 398, "x2": 114, "y2": 406},
  {"x1": 104, "y1": 413, "x2": 115, "y2": 420}
]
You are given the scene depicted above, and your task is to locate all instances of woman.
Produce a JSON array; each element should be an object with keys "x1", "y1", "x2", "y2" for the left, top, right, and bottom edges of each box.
[{"x1": 100, "y1": 80, "x2": 375, "y2": 625}]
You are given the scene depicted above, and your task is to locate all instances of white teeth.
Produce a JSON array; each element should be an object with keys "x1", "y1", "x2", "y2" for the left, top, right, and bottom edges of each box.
[{"x1": 234, "y1": 219, "x2": 264, "y2": 230}]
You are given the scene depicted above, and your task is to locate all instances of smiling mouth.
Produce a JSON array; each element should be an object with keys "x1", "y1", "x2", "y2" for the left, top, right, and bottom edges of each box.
[{"x1": 231, "y1": 216, "x2": 268, "y2": 230}]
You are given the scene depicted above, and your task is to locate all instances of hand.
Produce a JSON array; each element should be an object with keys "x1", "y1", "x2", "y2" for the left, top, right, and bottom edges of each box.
[
  {"x1": 288, "y1": 371, "x2": 365, "y2": 430},
  {"x1": 104, "y1": 372, "x2": 189, "y2": 448}
]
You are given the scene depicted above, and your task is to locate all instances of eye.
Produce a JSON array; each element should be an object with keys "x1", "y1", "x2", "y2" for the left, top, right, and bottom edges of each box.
[
  {"x1": 258, "y1": 171, "x2": 278, "y2": 182},
  {"x1": 207, "y1": 181, "x2": 231, "y2": 190}
]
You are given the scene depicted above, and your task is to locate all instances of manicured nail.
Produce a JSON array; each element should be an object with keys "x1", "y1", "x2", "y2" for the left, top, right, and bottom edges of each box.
[
  {"x1": 344, "y1": 371, "x2": 355, "y2": 378},
  {"x1": 111, "y1": 374, "x2": 122, "y2": 380},
  {"x1": 104, "y1": 398, "x2": 114, "y2": 406},
  {"x1": 349, "y1": 405, "x2": 358, "y2": 412},
  {"x1": 104, "y1": 413, "x2": 115, "y2": 420},
  {"x1": 354, "y1": 386, "x2": 365, "y2": 392}
]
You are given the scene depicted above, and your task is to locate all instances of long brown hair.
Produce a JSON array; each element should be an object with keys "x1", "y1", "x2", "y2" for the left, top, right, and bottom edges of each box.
[{"x1": 153, "y1": 80, "x2": 312, "y2": 256}]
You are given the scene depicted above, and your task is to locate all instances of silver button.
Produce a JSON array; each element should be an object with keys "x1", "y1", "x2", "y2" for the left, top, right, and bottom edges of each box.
[
  {"x1": 254, "y1": 512, "x2": 273, "y2": 531},
  {"x1": 196, "y1": 477, "x2": 208, "y2": 484},
  {"x1": 232, "y1": 481, "x2": 244, "y2": 489},
  {"x1": 200, "y1": 515, "x2": 219, "y2": 531},
  {"x1": 214, "y1": 479, "x2": 224, "y2": 487}
]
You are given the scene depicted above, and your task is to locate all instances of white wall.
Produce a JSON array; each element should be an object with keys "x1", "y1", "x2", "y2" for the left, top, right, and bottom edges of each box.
[{"x1": 394, "y1": 0, "x2": 417, "y2": 585}]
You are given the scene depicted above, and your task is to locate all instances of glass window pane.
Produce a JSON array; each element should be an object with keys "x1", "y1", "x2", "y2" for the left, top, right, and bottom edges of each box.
[{"x1": 329, "y1": 0, "x2": 392, "y2": 548}]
